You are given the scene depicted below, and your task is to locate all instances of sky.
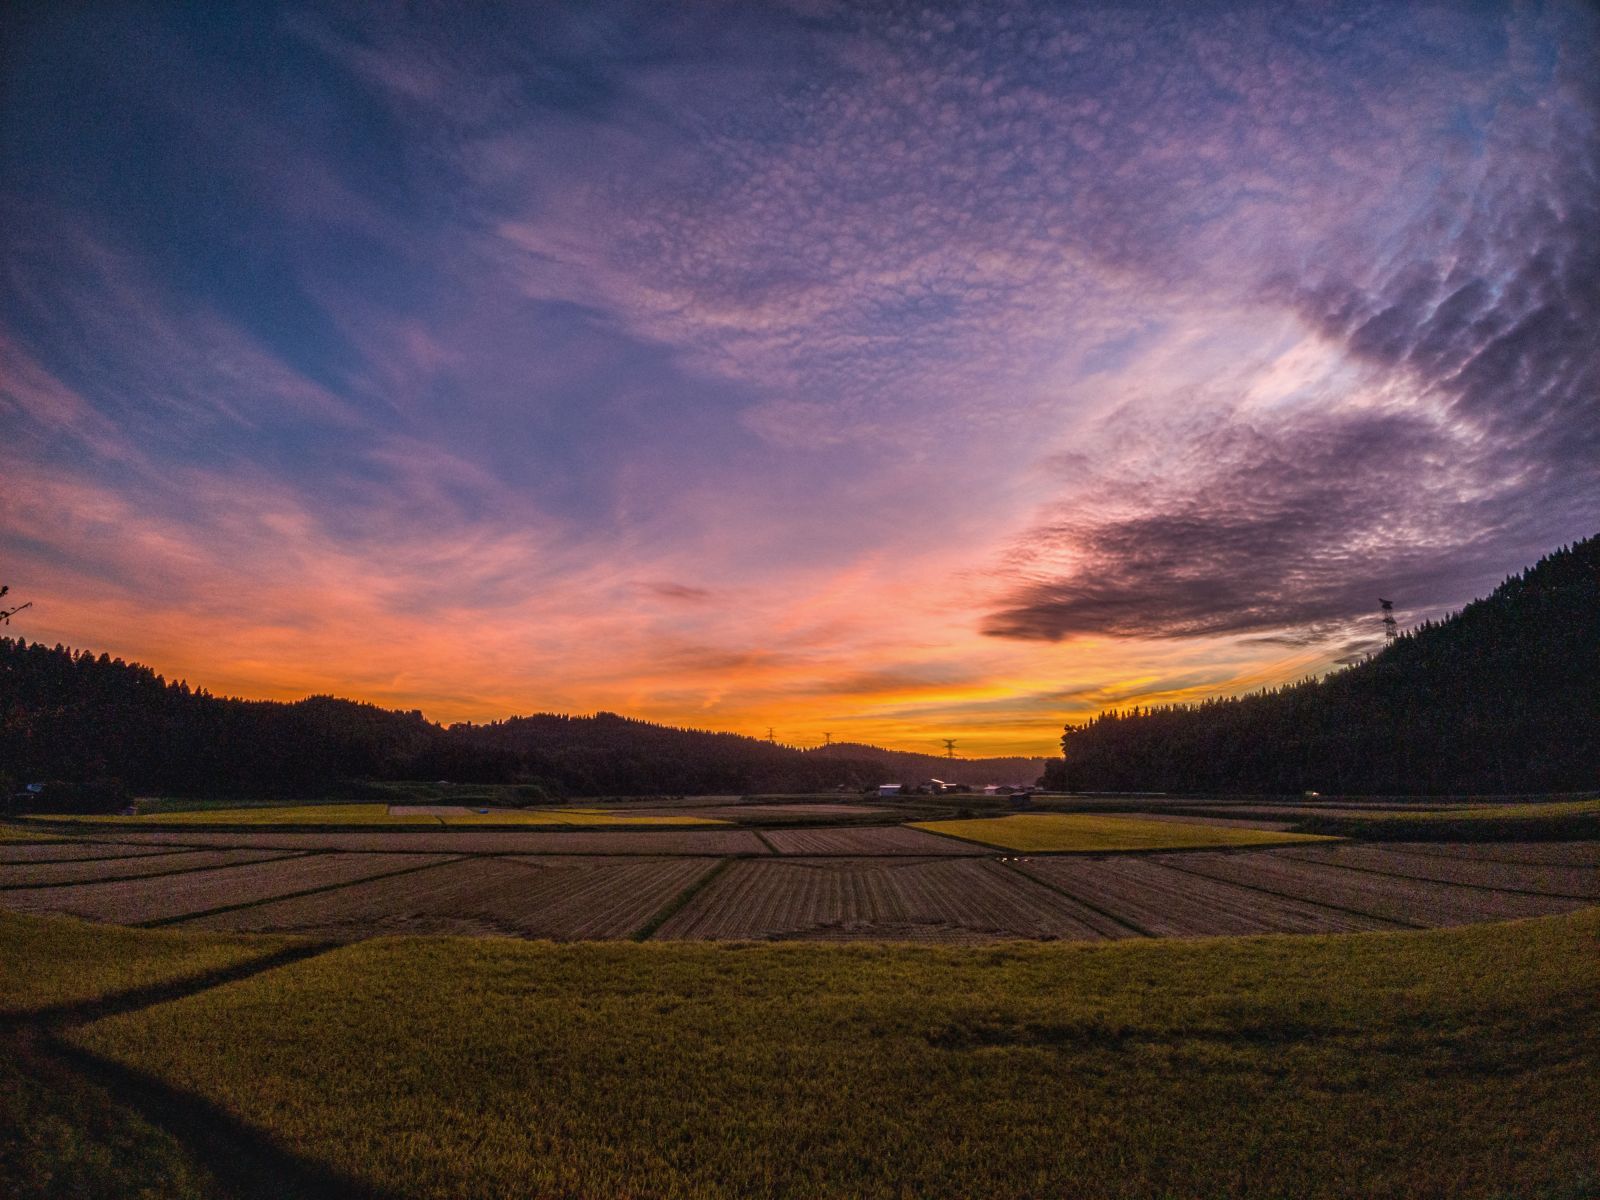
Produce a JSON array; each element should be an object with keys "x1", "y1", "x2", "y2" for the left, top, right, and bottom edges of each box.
[{"x1": 1, "y1": 1, "x2": 1596, "y2": 757}]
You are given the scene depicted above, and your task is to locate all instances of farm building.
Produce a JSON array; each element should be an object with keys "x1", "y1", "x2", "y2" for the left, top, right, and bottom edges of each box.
[{"x1": 877, "y1": 784, "x2": 903, "y2": 797}]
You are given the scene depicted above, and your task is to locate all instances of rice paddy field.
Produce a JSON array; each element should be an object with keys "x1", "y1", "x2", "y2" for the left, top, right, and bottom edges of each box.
[
  {"x1": 7, "y1": 909, "x2": 1590, "y2": 1199},
  {"x1": 3, "y1": 792, "x2": 1597, "y2": 1198}
]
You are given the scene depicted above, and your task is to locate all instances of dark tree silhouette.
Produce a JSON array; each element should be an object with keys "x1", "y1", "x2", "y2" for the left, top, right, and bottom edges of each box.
[
  {"x1": 0, "y1": 585, "x2": 31, "y2": 625},
  {"x1": 1045, "y1": 535, "x2": 1600, "y2": 795},
  {"x1": 0, "y1": 641, "x2": 1043, "y2": 805}
]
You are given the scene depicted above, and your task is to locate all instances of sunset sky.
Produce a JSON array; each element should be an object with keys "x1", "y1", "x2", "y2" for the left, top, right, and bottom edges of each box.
[{"x1": 2, "y1": 1, "x2": 1596, "y2": 756}]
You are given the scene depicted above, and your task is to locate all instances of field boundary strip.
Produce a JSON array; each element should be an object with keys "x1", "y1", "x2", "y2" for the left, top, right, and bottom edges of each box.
[
  {"x1": 994, "y1": 859, "x2": 1153, "y2": 938},
  {"x1": 1269, "y1": 848, "x2": 1600, "y2": 902},
  {"x1": 0, "y1": 850, "x2": 316, "y2": 892},
  {"x1": 139, "y1": 854, "x2": 472, "y2": 929},
  {"x1": 634, "y1": 858, "x2": 737, "y2": 941},
  {"x1": 751, "y1": 830, "x2": 780, "y2": 855},
  {"x1": 1154, "y1": 857, "x2": 1428, "y2": 929}
]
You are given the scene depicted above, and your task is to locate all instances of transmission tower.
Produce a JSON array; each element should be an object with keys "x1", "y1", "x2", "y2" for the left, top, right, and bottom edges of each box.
[
  {"x1": 822, "y1": 732, "x2": 833, "y2": 747},
  {"x1": 766, "y1": 727, "x2": 776, "y2": 744},
  {"x1": 941, "y1": 738, "x2": 957, "y2": 760},
  {"x1": 1379, "y1": 598, "x2": 1397, "y2": 640}
]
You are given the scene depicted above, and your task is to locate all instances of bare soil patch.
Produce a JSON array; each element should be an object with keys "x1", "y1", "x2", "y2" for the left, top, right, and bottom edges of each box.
[
  {"x1": 0, "y1": 842, "x2": 184, "y2": 864},
  {"x1": 1386, "y1": 841, "x2": 1600, "y2": 868},
  {"x1": 0, "y1": 849, "x2": 291, "y2": 889},
  {"x1": 1165, "y1": 850, "x2": 1582, "y2": 927},
  {"x1": 653, "y1": 857, "x2": 1128, "y2": 941},
  {"x1": 1014, "y1": 856, "x2": 1396, "y2": 937},
  {"x1": 92, "y1": 828, "x2": 769, "y2": 855},
  {"x1": 0, "y1": 853, "x2": 454, "y2": 924},
  {"x1": 180, "y1": 856, "x2": 716, "y2": 940},
  {"x1": 762, "y1": 827, "x2": 984, "y2": 856},
  {"x1": 1272, "y1": 844, "x2": 1599, "y2": 899},
  {"x1": 720, "y1": 803, "x2": 890, "y2": 817}
]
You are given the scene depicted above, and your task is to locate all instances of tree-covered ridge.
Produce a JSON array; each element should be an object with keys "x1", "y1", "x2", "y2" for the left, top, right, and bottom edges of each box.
[
  {"x1": 0, "y1": 642, "x2": 1043, "y2": 803},
  {"x1": 1046, "y1": 535, "x2": 1600, "y2": 795}
]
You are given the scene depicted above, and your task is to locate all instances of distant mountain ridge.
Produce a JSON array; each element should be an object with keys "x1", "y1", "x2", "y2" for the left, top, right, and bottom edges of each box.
[
  {"x1": 1046, "y1": 534, "x2": 1600, "y2": 794},
  {"x1": 0, "y1": 642, "x2": 1045, "y2": 800},
  {"x1": 804, "y1": 741, "x2": 1042, "y2": 785}
]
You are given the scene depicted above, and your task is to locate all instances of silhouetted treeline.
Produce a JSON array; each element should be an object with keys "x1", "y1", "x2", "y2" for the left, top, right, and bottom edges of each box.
[
  {"x1": 0, "y1": 640, "x2": 1042, "y2": 805},
  {"x1": 1044, "y1": 535, "x2": 1600, "y2": 795}
]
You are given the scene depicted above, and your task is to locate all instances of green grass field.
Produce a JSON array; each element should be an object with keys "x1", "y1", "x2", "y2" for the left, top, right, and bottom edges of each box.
[
  {"x1": 912, "y1": 812, "x2": 1337, "y2": 852},
  {"x1": 62, "y1": 910, "x2": 1600, "y2": 1199}
]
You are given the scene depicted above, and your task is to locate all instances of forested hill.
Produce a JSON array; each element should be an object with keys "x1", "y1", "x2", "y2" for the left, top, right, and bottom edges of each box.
[
  {"x1": 1046, "y1": 535, "x2": 1600, "y2": 795},
  {"x1": 0, "y1": 640, "x2": 1043, "y2": 802},
  {"x1": 806, "y1": 741, "x2": 1043, "y2": 785},
  {"x1": 453, "y1": 718, "x2": 1045, "y2": 795}
]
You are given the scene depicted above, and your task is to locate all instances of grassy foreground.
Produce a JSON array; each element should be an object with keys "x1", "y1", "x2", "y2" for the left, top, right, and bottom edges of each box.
[
  {"x1": 0, "y1": 914, "x2": 304, "y2": 1199},
  {"x1": 913, "y1": 811, "x2": 1337, "y2": 852},
  {"x1": 68, "y1": 910, "x2": 1600, "y2": 1200},
  {"x1": 0, "y1": 911, "x2": 301, "y2": 1017}
]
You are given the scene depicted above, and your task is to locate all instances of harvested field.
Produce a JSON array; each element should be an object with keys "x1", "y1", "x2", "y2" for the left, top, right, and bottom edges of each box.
[
  {"x1": 1272, "y1": 844, "x2": 1600, "y2": 899},
  {"x1": 1165, "y1": 851, "x2": 1582, "y2": 927},
  {"x1": 0, "y1": 852, "x2": 455, "y2": 925},
  {"x1": 89, "y1": 828, "x2": 771, "y2": 856},
  {"x1": 438, "y1": 809, "x2": 730, "y2": 827},
  {"x1": 1013, "y1": 856, "x2": 1396, "y2": 937},
  {"x1": 762, "y1": 826, "x2": 985, "y2": 856},
  {"x1": 28, "y1": 803, "x2": 440, "y2": 827},
  {"x1": 720, "y1": 804, "x2": 890, "y2": 817},
  {"x1": 654, "y1": 857, "x2": 1129, "y2": 941},
  {"x1": 0, "y1": 841, "x2": 182, "y2": 864},
  {"x1": 182, "y1": 856, "x2": 716, "y2": 940},
  {"x1": 0, "y1": 848, "x2": 291, "y2": 889},
  {"x1": 1388, "y1": 841, "x2": 1600, "y2": 868},
  {"x1": 912, "y1": 812, "x2": 1333, "y2": 852}
]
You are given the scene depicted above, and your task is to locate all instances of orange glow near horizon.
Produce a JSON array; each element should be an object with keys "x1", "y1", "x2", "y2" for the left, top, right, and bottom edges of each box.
[{"x1": 7, "y1": 2, "x2": 1585, "y2": 759}]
